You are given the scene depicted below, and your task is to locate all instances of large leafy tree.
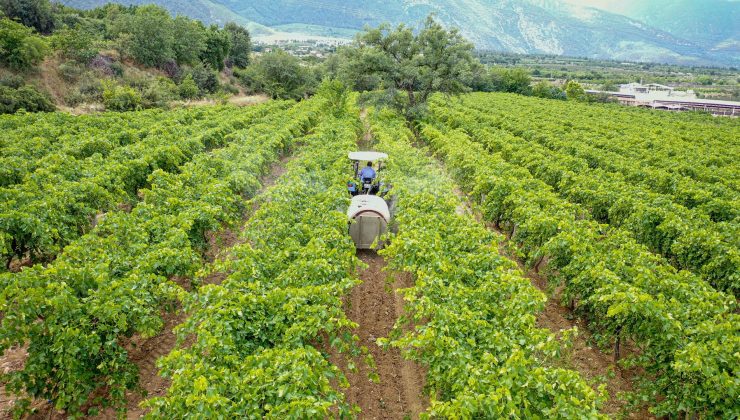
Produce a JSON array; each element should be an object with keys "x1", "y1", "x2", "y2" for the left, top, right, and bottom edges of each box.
[
  {"x1": 172, "y1": 16, "x2": 206, "y2": 66},
  {"x1": 114, "y1": 5, "x2": 175, "y2": 67},
  {"x1": 200, "y1": 24, "x2": 230, "y2": 71},
  {"x1": 0, "y1": 0, "x2": 55, "y2": 34},
  {"x1": 224, "y1": 22, "x2": 250, "y2": 68},
  {"x1": 239, "y1": 49, "x2": 310, "y2": 100},
  {"x1": 347, "y1": 16, "x2": 476, "y2": 115}
]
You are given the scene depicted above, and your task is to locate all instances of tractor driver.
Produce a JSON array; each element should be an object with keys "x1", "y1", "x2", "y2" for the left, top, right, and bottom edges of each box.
[{"x1": 359, "y1": 161, "x2": 376, "y2": 182}]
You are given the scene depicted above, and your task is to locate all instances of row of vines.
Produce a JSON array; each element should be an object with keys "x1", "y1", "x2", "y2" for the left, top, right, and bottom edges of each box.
[
  {"x1": 145, "y1": 101, "x2": 366, "y2": 417},
  {"x1": 430, "y1": 95, "x2": 739, "y2": 295},
  {"x1": 370, "y1": 108, "x2": 606, "y2": 418},
  {"x1": 421, "y1": 94, "x2": 738, "y2": 418},
  {"x1": 0, "y1": 98, "x2": 323, "y2": 417},
  {"x1": 0, "y1": 101, "x2": 291, "y2": 270}
]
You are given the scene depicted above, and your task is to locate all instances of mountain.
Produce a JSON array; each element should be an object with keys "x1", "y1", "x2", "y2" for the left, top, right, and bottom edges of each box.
[{"x1": 59, "y1": 0, "x2": 739, "y2": 66}]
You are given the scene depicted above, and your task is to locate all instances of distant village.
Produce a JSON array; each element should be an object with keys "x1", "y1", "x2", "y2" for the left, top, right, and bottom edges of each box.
[{"x1": 254, "y1": 39, "x2": 348, "y2": 60}]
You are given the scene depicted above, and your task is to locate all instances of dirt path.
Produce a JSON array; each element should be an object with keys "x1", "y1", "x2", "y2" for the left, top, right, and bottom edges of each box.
[
  {"x1": 338, "y1": 251, "x2": 426, "y2": 419},
  {"x1": 339, "y1": 110, "x2": 426, "y2": 419}
]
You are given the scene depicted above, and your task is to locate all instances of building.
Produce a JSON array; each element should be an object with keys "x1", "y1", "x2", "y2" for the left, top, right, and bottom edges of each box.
[{"x1": 587, "y1": 83, "x2": 739, "y2": 116}]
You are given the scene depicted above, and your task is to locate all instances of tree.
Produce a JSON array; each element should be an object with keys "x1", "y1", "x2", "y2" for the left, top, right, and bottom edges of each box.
[
  {"x1": 52, "y1": 26, "x2": 98, "y2": 64},
  {"x1": 115, "y1": 5, "x2": 174, "y2": 67},
  {"x1": 601, "y1": 80, "x2": 617, "y2": 92},
  {"x1": 200, "y1": 25, "x2": 230, "y2": 71},
  {"x1": 224, "y1": 22, "x2": 250, "y2": 68},
  {"x1": 0, "y1": 17, "x2": 48, "y2": 71},
  {"x1": 532, "y1": 81, "x2": 566, "y2": 100},
  {"x1": 0, "y1": 0, "x2": 55, "y2": 34},
  {"x1": 237, "y1": 49, "x2": 309, "y2": 100},
  {"x1": 565, "y1": 80, "x2": 586, "y2": 101},
  {"x1": 348, "y1": 16, "x2": 476, "y2": 115},
  {"x1": 172, "y1": 16, "x2": 206, "y2": 66}
]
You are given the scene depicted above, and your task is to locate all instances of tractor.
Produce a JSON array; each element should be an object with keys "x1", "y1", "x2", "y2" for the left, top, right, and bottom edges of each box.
[{"x1": 346, "y1": 151, "x2": 392, "y2": 249}]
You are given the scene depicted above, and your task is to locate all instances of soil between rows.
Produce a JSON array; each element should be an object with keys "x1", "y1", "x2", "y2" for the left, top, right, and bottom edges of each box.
[{"x1": 335, "y1": 251, "x2": 427, "y2": 419}]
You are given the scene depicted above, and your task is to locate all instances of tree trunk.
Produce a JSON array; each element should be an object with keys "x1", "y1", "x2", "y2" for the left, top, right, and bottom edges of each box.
[
  {"x1": 407, "y1": 88, "x2": 417, "y2": 108},
  {"x1": 614, "y1": 326, "x2": 623, "y2": 363}
]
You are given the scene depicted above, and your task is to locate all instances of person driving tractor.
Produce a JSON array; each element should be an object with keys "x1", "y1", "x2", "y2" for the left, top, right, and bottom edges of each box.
[{"x1": 359, "y1": 161, "x2": 376, "y2": 181}]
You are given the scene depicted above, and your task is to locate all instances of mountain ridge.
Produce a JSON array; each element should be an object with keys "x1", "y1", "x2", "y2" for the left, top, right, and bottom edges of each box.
[{"x1": 59, "y1": 0, "x2": 739, "y2": 66}]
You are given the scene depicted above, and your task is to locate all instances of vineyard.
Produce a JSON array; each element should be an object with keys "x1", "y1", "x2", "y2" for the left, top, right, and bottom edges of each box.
[{"x1": 0, "y1": 91, "x2": 738, "y2": 419}]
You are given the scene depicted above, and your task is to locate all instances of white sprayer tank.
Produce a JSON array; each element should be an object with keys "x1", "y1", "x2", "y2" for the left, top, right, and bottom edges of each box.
[{"x1": 347, "y1": 195, "x2": 390, "y2": 249}]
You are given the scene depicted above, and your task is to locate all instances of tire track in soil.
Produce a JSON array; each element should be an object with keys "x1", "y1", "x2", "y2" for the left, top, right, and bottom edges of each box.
[
  {"x1": 337, "y1": 251, "x2": 426, "y2": 419},
  {"x1": 3, "y1": 156, "x2": 295, "y2": 420},
  {"x1": 341, "y1": 110, "x2": 426, "y2": 419}
]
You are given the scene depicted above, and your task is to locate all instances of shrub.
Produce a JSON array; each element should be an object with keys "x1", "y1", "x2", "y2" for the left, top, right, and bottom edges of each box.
[
  {"x1": 142, "y1": 76, "x2": 177, "y2": 108},
  {"x1": 58, "y1": 61, "x2": 84, "y2": 82},
  {"x1": 185, "y1": 62, "x2": 219, "y2": 94},
  {"x1": 0, "y1": 17, "x2": 48, "y2": 71},
  {"x1": 52, "y1": 27, "x2": 98, "y2": 64},
  {"x1": 178, "y1": 73, "x2": 198, "y2": 99},
  {"x1": 0, "y1": 83, "x2": 55, "y2": 114},
  {"x1": 221, "y1": 82, "x2": 239, "y2": 95},
  {"x1": 102, "y1": 81, "x2": 141, "y2": 111},
  {"x1": 0, "y1": 73, "x2": 24, "y2": 88}
]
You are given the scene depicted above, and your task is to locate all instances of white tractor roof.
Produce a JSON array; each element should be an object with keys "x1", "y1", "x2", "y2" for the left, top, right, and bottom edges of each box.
[{"x1": 349, "y1": 151, "x2": 388, "y2": 162}]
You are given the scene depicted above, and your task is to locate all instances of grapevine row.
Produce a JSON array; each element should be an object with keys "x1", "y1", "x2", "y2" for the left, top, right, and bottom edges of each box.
[
  {"x1": 419, "y1": 121, "x2": 738, "y2": 418},
  {"x1": 431, "y1": 99, "x2": 739, "y2": 294},
  {"x1": 461, "y1": 93, "x2": 739, "y2": 190},
  {"x1": 145, "y1": 100, "x2": 363, "y2": 418},
  {"x1": 0, "y1": 98, "x2": 321, "y2": 417},
  {"x1": 370, "y1": 109, "x2": 606, "y2": 418},
  {"x1": 458, "y1": 96, "x2": 739, "y2": 220},
  {"x1": 0, "y1": 101, "x2": 289, "y2": 270}
]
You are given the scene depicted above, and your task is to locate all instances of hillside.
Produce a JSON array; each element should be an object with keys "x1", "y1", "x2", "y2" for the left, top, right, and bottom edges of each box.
[{"x1": 61, "y1": 0, "x2": 739, "y2": 65}]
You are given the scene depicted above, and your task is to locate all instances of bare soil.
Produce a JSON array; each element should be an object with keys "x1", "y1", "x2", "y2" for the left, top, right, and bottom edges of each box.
[{"x1": 335, "y1": 251, "x2": 427, "y2": 419}]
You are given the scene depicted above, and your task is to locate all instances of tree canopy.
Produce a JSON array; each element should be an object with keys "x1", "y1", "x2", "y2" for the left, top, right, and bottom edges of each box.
[{"x1": 344, "y1": 16, "x2": 476, "y2": 115}]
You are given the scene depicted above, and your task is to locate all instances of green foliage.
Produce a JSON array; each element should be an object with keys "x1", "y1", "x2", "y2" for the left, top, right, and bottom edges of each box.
[
  {"x1": 184, "y1": 62, "x2": 219, "y2": 95},
  {"x1": 102, "y1": 81, "x2": 141, "y2": 111},
  {"x1": 51, "y1": 26, "x2": 98, "y2": 64},
  {"x1": 346, "y1": 15, "x2": 476, "y2": 115},
  {"x1": 172, "y1": 15, "x2": 206, "y2": 66},
  {"x1": 316, "y1": 78, "x2": 348, "y2": 117},
  {"x1": 532, "y1": 80, "x2": 566, "y2": 100},
  {"x1": 224, "y1": 22, "x2": 250, "y2": 68},
  {"x1": 114, "y1": 5, "x2": 175, "y2": 68},
  {"x1": 424, "y1": 92, "x2": 740, "y2": 417},
  {"x1": 487, "y1": 67, "x2": 533, "y2": 95},
  {"x1": 0, "y1": 17, "x2": 48, "y2": 71},
  {"x1": 146, "y1": 96, "x2": 363, "y2": 418},
  {"x1": 370, "y1": 108, "x2": 606, "y2": 418},
  {"x1": 178, "y1": 73, "x2": 199, "y2": 99},
  {"x1": 0, "y1": 0, "x2": 55, "y2": 34},
  {"x1": 141, "y1": 76, "x2": 178, "y2": 108},
  {"x1": 0, "y1": 83, "x2": 54, "y2": 113},
  {"x1": 565, "y1": 80, "x2": 587, "y2": 101},
  {"x1": 237, "y1": 49, "x2": 310, "y2": 100},
  {"x1": 200, "y1": 24, "x2": 230, "y2": 71},
  {"x1": 0, "y1": 101, "x2": 294, "y2": 416}
]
